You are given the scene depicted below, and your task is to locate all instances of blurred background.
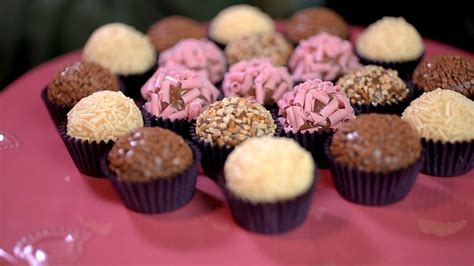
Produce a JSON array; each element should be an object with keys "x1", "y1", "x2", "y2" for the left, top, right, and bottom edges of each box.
[{"x1": 0, "y1": 0, "x2": 472, "y2": 90}]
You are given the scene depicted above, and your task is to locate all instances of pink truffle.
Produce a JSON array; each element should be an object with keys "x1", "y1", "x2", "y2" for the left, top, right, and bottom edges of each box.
[
  {"x1": 278, "y1": 79, "x2": 355, "y2": 133},
  {"x1": 159, "y1": 38, "x2": 227, "y2": 84},
  {"x1": 222, "y1": 58, "x2": 293, "y2": 105},
  {"x1": 142, "y1": 67, "x2": 220, "y2": 122},
  {"x1": 289, "y1": 32, "x2": 361, "y2": 82}
]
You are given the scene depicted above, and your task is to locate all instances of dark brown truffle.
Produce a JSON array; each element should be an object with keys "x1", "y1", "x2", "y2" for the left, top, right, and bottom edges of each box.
[
  {"x1": 47, "y1": 61, "x2": 120, "y2": 108},
  {"x1": 147, "y1": 16, "x2": 206, "y2": 53},
  {"x1": 330, "y1": 114, "x2": 421, "y2": 173},
  {"x1": 286, "y1": 7, "x2": 349, "y2": 43},
  {"x1": 108, "y1": 127, "x2": 193, "y2": 182},
  {"x1": 412, "y1": 55, "x2": 474, "y2": 97}
]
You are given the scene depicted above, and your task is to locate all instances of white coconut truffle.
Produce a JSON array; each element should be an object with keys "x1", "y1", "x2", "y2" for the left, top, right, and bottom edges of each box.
[
  {"x1": 209, "y1": 5, "x2": 275, "y2": 45},
  {"x1": 224, "y1": 137, "x2": 315, "y2": 203},
  {"x1": 356, "y1": 17, "x2": 424, "y2": 61},
  {"x1": 83, "y1": 23, "x2": 156, "y2": 75}
]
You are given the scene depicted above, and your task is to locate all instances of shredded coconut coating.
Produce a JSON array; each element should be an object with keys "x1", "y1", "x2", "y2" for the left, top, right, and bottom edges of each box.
[
  {"x1": 289, "y1": 32, "x2": 360, "y2": 82},
  {"x1": 224, "y1": 137, "x2": 315, "y2": 203},
  {"x1": 159, "y1": 38, "x2": 226, "y2": 84},
  {"x1": 222, "y1": 58, "x2": 293, "y2": 105},
  {"x1": 402, "y1": 89, "x2": 474, "y2": 142},
  {"x1": 83, "y1": 23, "x2": 156, "y2": 75},
  {"x1": 356, "y1": 17, "x2": 424, "y2": 62},
  {"x1": 209, "y1": 5, "x2": 275, "y2": 45},
  {"x1": 67, "y1": 91, "x2": 144, "y2": 142}
]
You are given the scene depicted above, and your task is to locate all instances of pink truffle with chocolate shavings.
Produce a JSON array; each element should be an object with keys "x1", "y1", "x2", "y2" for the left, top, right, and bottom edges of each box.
[
  {"x1": 222, "y1": 58, "x2": 293, "y2": 105},
  {"x1": 278, "y1": 79, "x2": 355, "y2": 134},
  {"x1": 159, "y1": 38, "x2": 227, "y2": 84},
  {"x1": 141, "y1": 68, "x2": 220, "y2": 122},
  {"x1": 289, "y1": 32, "x2": 360, "y2": 82}
]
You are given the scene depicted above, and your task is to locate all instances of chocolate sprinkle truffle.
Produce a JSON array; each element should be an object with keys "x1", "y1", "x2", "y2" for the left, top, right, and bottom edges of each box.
[
  {"x1": 108, "y1": 127, "x2": 193, "y2": 182},
  {"x1": 337, "y1": 65, "x2": 409, "y2": 106},
  {"x1": 412, "y1": 55, "x2": 474, "y2": 97},
  {"x1": 225, "y1": 32, "x2": 293, "y2": 66},
  {"x1": 195, "y1": 97, "x2": 276, "y2": 147},
  {"x1": 286, "y1": 7, "x2": 349, "y2": 43},
  {"x1": 47, "y1": 61, "x2": 120, "y2": 108},
  {"x1": 330, "y1": 114, "x2": 421, "y2": 173},
  {"x1": 147, "y1": 16, "x2": 205, "y2": 53}
]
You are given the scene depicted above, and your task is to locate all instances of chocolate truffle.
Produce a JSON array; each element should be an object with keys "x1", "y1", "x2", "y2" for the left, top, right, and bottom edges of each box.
[
  {"x1": 159, "y1": 38, "x2": 226, "y2": 84},
  {"x1": 225, "y1": 32, "x2": 293, "y2": 66},
  {"x1": 402, "y1": 89, "x2": 474, "y2": 142},
  {"x1": 47, "y1": 61, "x2": 120, "y2": 108},
  {"x1": 147, "y1": 16, "x2": 205, "y2": 53},
  {"x1": 67, "y1": 91, "x2": 143, "y2": 142},
  {"x1": 336, "y1": 65, "x2": 409, "y2": 106},
  {"x1": 141, "y1": 68, "x2": 220, "y2": 122},
  {"x1": 286, "y1": 7, "x2": 349, "y2": 43},
  {"x1": 330, "y1": 114, "x2": 422, "y2": 173},
  {"x1": 83, "y1": 23, "x2": 156, "y2": 76},
  {"x1": 356, "y1": 17, "x2": 424, "y2": 62},
  {"x1": 195, "y1": 97, "x2": 276, "y2": 147},
  {"x1": 224, "y1": 137, "x2": 314, "y2": 203},
  {"x1": 222, "y1": 58, "x2": 293, "y2": 105},
  {"x1": 289, "y1": 32, "x2": 360, "y2": 82},
  {"x1": 412, "y1": 55, "x2": 474, "y2": 97},
  {"x1": 209, "y1": 5, "x2": 275, "y2": 45},
  {"x1": 278, "y1": 79, "x2": 354, "y2": 133},
  {"x1": 108, "y1": 127, "x2": 193, "y2": 181}
]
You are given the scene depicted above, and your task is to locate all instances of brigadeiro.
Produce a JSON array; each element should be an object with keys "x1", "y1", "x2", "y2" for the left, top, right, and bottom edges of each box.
[
  {"x1": 225, "y1": 32, "x2": 293, "y2": 66},
  {"x1": 223, "y1": 137, "x2": 316, "y2": 234},
  {"x1": 336, "y1": 65, "x2": 411, "y2": 115},
  {"x1": 355, "y1": 17, "x2": 424, "y2": 79},
  {"x1": 412, "y1": 55, "x2": 474, "y2": 99},
  {"x1": 191, "y1": 97, "x2": 277, "y2": 181},
  {"x1": 402, "y1": 89, "x2": 474, "y2": 177},
  {"x1": 326, "y1": 114, "x2": 423, "y2": 205},
  {"x1": 141, "y1": 67, "x2": 220, "y2": 138},
  {"x1": 60, "y1": 91, "x2": 145, "y2": 177},
  {"x1": 208, "y1": 5, "x2": 275, "y2": 46},
  {"x1": 286, "y1": 7, "x2": 349, "y2": 43},
  {"x1": 147, "y1": 16, "x2": 206, "y2": 53},
  {"x1": 222, "y1": 58, "x2": 293, "y2": 110},
  {"x1": 159, "y1": 38, "x2": 226, "y2": 84},
  {"x1": 289, "y1": 32, "x2": 360, "y2": 83},
  {"x1": 42, "y1": 61, "x2": 121, "y2": 127},
  {"x1": 101, "y1": 127, "x2": 201, "y2": 213},
  {"x1": 82, "y1": 23, "x2": 157, "y2": 100},
  {"x1": 278, "y1": 79, "x2": 354, "y2": 168}
]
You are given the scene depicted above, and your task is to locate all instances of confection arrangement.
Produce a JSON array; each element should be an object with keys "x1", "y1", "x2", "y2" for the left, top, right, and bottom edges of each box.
[{"x1": 37, "y1": 4, "x2": 474, "y2": 236}]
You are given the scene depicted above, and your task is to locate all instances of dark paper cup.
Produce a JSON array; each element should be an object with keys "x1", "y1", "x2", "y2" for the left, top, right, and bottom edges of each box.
[
  {"x1": 119, "y1": 64, "x2": 157, "y2": 101},
  {"x1": 41, "y1": 87, "x2": 71, "y2": 128},
  {"x1": 101, "y1": 142, "x2": 201, "y2": 213},
  {"x1": 421, "y1": 138, "x2": 474, "y2": 177},
  {"x1": 355, "y1": 50, "x2": 424, "y2": 82},
  {"x1": 190, "y1": 123, "x2": 233, "y2": 181},
  {"x1": 325, "y1": 140, "x2": 423, "y2": 205},
  {"x1": 221, "y1": 173, "x2": 317, "y2": 235},
  {"x1": 280, "y1": 129, "x2": 333, "y2": 169},
  {"x1": 59, "y1": 124, "x2": 115, "y2": 178},
  {"x1": 142, "y1": 107, "x2": 193, "y2": 139}
]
